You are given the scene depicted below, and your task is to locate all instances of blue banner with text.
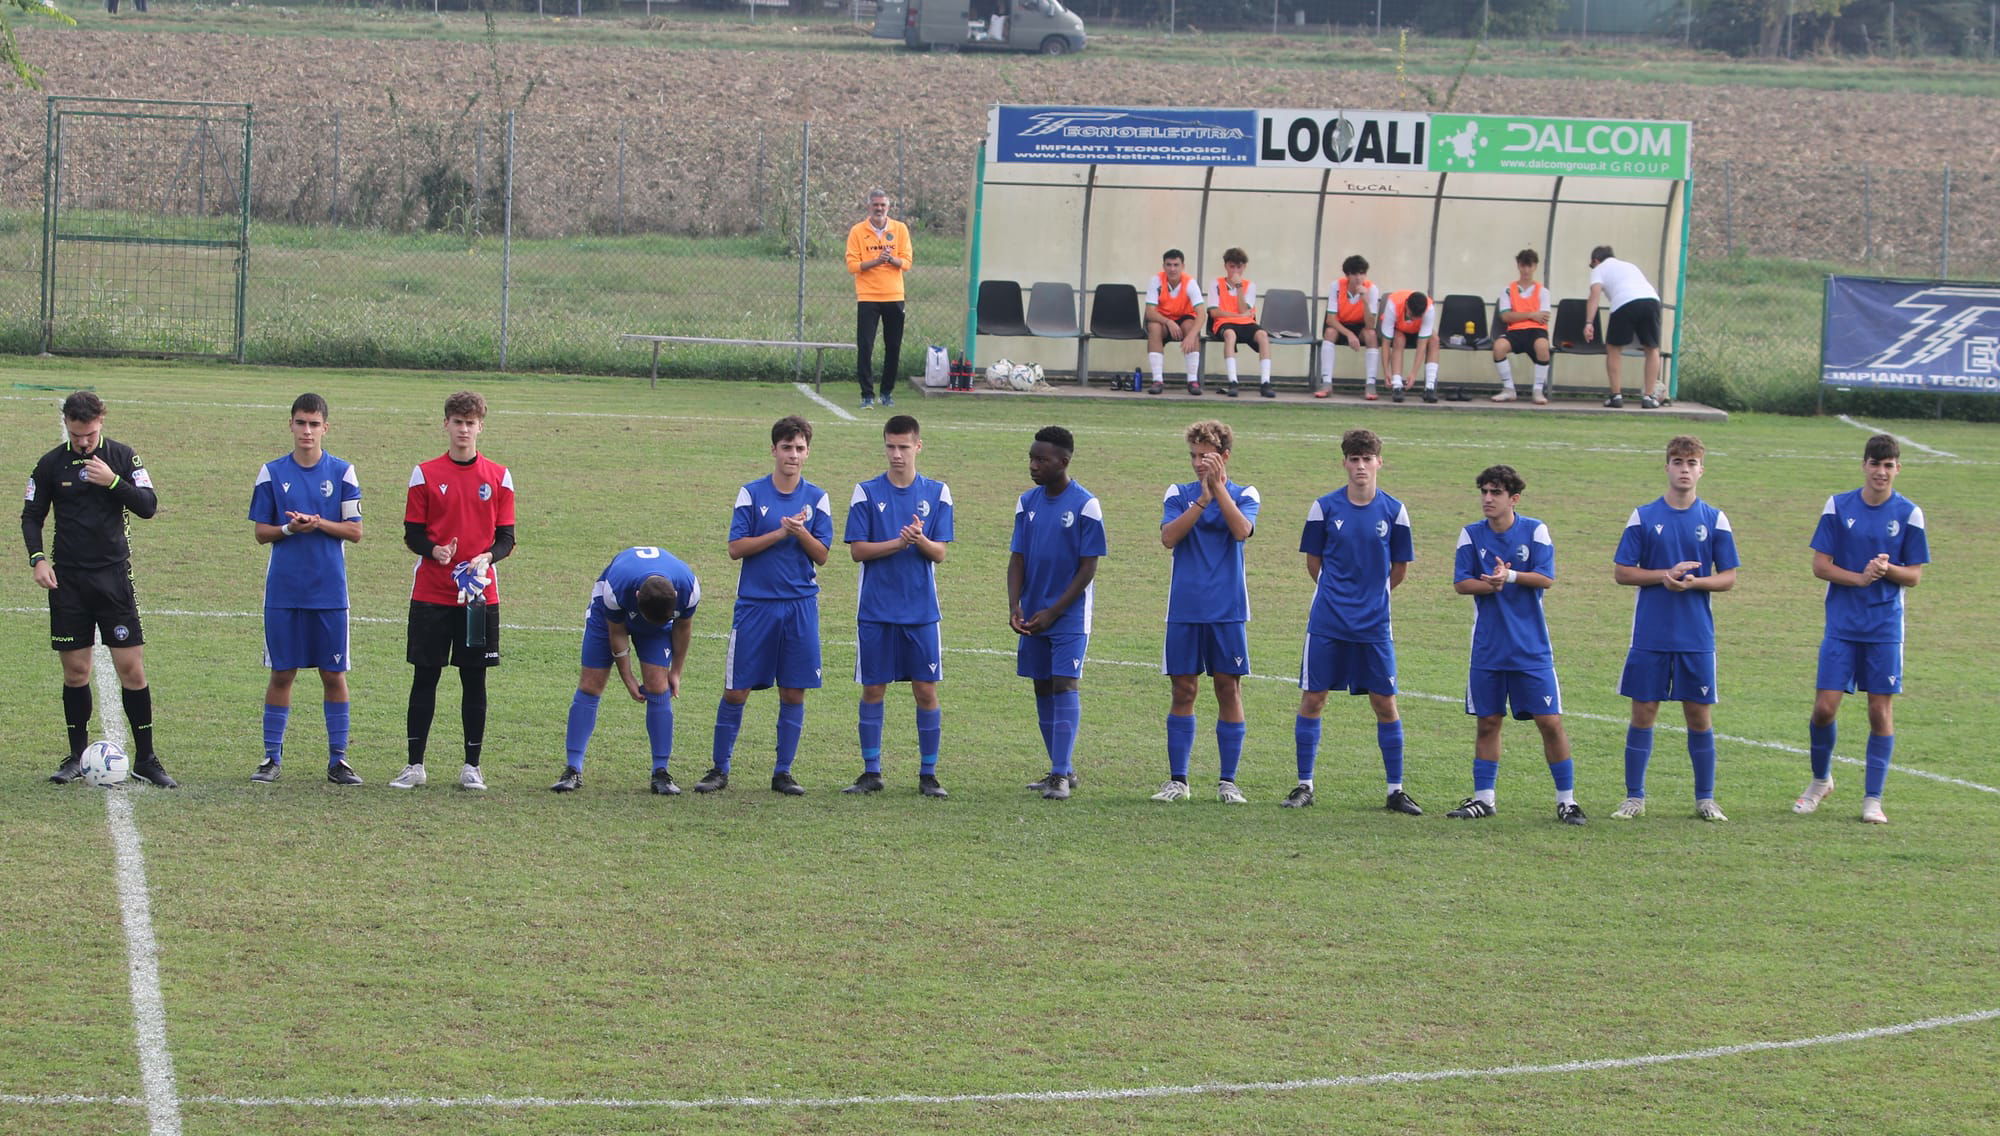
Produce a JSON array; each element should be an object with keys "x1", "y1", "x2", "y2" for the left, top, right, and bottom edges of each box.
[{"x1": 1822, "y1": 276, "x2": 2000, "y2": 394}]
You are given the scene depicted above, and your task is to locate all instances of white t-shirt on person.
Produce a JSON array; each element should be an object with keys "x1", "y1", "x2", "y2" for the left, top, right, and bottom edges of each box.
[{"x1": 1588, "y1": 257, "x2": 1660, "y2": 311}]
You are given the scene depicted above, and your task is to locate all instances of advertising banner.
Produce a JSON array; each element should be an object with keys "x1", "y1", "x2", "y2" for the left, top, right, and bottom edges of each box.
[
  {"x1": 989, "y1": 106, "x2": 1258, "y2": 166},
  {"x1": 1253, "y1": 110, "x2": 1429, "y2": 169},
  {"x1": 1428, "y1": 114, "x2": 1689, "y2": 179},
  {"x1": 1821, "y1": 276, "x2": 2000, "y2": 394}
]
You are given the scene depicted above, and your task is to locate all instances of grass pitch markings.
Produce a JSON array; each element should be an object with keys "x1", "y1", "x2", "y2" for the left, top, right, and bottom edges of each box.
[
  {"x1": 1836, "y1": 414, "x2": 1957, "y2": 458},
  {"x1": 92, "y1": 648, "x2": 184, "y2": 1136},
  {"x1": 795, "y1": 382, "x2": 858, "y2": 421}
]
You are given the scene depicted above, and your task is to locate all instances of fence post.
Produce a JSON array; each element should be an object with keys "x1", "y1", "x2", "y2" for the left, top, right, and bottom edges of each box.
[
  {"x1": 795, "y1": 121, "x2": 810, "y2": 382},
  {"x1": 471, "y1": 127, "x2": 483, "y2": 240},
  {"x1": 330, "y1": 110, "x2": 342, "y2": 225},
  {"x1": 1939, "y1": 165, "x2": 1951, "y2": 278},
  {"x1": 896, "y1": 127, "x2": 906, "y2": 213},
  {"x1": 754, "y1": 133, "x2": 766, "y2": 233},
  {"x1": 1722, "y1": 160, "x2": 1734, "y2": 256},
  {"x1": 500, "y1": 109, "x2": 515, "y2": 371},
  {"x1": 616, "y1": 120, "x2": 627, "y2": 236},
  {"x1": 1861, "y1": 164, "x2": 1871, "y2": 262}
]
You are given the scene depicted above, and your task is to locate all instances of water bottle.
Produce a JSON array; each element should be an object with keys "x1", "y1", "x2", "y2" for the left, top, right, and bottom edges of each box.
[
  {"x1": 464, "y1": 597, "x2": 486, "y2": 648},
  {"x1": 1131, "y1": 367, "x2": 1142, "y2": 392}
]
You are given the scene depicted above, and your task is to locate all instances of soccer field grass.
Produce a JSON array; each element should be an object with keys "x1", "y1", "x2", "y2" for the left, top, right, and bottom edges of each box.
[{"x1": 3, "y1": 358, "x2": 1997, "y2": 1134}]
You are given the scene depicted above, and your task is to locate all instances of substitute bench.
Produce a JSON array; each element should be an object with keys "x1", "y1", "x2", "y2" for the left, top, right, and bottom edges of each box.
[{"x1": 619, "y1": 334, "x2": 857, "y2": 390}]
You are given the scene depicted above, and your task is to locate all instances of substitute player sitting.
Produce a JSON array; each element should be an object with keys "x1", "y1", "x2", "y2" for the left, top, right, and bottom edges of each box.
[
  {"x1": 1444, "y1": 465, "x2": 1583, "y2": 824},
  {"x1": 1316, "y1": 254, "x2": 1382, "y2": 400},
  {"x1": 1490, "y1": 249, "x2": 1553, "y2": 405},
  {"x1": 1152, "y1": 419, "x2": 1259, "y2": 804},
  {"x1": 1208, "y1": 248, "x2": 1274, "y2": 398},
  {"x1": 250, "y1": 393, "x2": 364, "y2": 786},
  {"x1": 552, "y1": 546, "x2": 700, "y2": 796},
  {"x1": 1144, "y1": 248, "x2": 1207, "y2": 396},
  {"x1": 1797, "y1": 434, "x2": 1928, "y2": 824},
  {"x1": 1381, "y1": 288, "x2": 1440, "y2": 403}
]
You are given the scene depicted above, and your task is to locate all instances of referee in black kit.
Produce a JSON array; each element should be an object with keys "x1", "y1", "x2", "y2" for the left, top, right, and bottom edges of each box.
[{"x1": 22, "y1": 391, "x2": 177, "y2": 787}]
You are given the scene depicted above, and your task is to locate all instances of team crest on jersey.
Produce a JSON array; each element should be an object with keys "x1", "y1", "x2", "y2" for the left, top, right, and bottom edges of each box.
[
  {"x1": 1515, "y1": 544, "x2": 1529, "y2": 562},
  {"x1": 917, "y1": 500, "x2": 931, "y2": 517},
  {"x1": 478, "y1": 483, "x2": 492, "y2": 501},
  {"x1": 1695, "y1": 524, "x2": 1709, "y2": 542},
  {"x1": 1888, "y1": 519, "x2": 1901, "y2": 536},
  {"x1": 113, "y1": 625, "x2": 130, "y2": 642},
  {"x1": 321, "y1": 480, "x2": 334, "y2": 498},
  {"x1": 1375, "y1": 520, "x2": 1388, "y2": 538},
  {"x1": 1061, "y1": 511, "x2": 1075, "y2": 528}
]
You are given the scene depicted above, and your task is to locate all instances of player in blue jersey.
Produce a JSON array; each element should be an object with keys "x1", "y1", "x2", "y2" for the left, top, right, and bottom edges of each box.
[
  {"x1": 1290, "y1": 428, "x2": 1423, "y2": 814},
  {"x1": 694, "y1": 416, "x2": 833, "y2": 797},
  {"x1": 843, "y1": 414, "x2": 955, "y2": 798},
  {"x1": 1443, "y1": 466, "x2": 1584, "y2": 824},
  {"x1": 551, "y1": 546, "x2": 700, "y2": 796},
  {"x1": 1797, "y1": 434, "x2": 1928, "y2": 824},
  {"x1": 249, "y1": 394, "x2": 364, "y2": 786},
  {"x1": 1152, "y1": 420, "x2": 1259, "y2": 805},
  {"x1": 1611, "y1": 435, "x2": 1740, "y2": 821},
  {"x1": 1010, "y1": 426, "x2": 1106, "y2": 801}
]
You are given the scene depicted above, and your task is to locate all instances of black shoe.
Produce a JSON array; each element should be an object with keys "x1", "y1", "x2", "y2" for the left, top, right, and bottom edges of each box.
[
  {"x1": 251, "y1": 760, "x2": 280, "y2": 784},
  {"x1": 1421, "y1": 386, "x2": 1438, "y2": 404},
  {"x1": 1148, "y1": 381, "x2": 1163, "y2": 395},
  {"x1": 1640, "y1": 394, "x2": 1659, "y2": 410},
  {"x1": 1557, "y1": 801, "x2": 1588, "y2": 825},
  {"x1": 550, "y1": 766, "x2": 583, "y2": 793},
  {"x1": 1604, "y1": 394, "x2": 1624, "y2": 408},
  {"x1": 651, "y1": 769, "x2": 681, "y2": 796},
  {"x1": 771, "y1": 771, "x2": 805, "y2": 796},
  {"x1": 1391, "y1": 385, "x2": 1405, "y2": 403},
  {"x1": 842, "y1": 771, "x2": 885, "y2": 794},
  {"x1": 131, "y1": 756, "x2": 178, "y2": 789},
  {"x1": 692, "y1": 766, "x2": 729, "y2": 793},
  {"x1": 325, "y1": 762, "x2": 363, "y2": 786},
  {"x1": 1447, "y1": 797, "x2": 1496, "y2": 819},
  {"x1": 1025, "y1": 769, "x2": 1081, "y2": 791},
  {"x1": 1385, "y1": 789, "x2": 1424, "y2": 815},
  {"x1": 1280, "y1": 783, "x2": 1315, "y2": 808},
  {"x1": 1259, "y1": 382, "x2": 1276, "y2": 399},
  {"x1": 50, "y1": 756, "x2": 83, "y2": 784},
  {"x1": 1224, "y1": 382, "x2": 1239, "y2": 398},
  {"x1": 1449, "y1": 385, "x2": 1470, "y2": 402},
  {"x1": 1187, "y1": 380, "x2": 1203, "y2": 396},
  {"x1": 919, "y1": 774, "x2": 949, "y2": 798},
  {"x1": 1041, "y1": 773, "x2": 1073, "y2": 800}
]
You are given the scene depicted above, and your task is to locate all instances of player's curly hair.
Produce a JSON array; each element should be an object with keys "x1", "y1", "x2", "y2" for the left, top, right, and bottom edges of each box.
[
  {"x1": 1475, "y1": 464, "x2": 1526, "y2": 496},
  {"x1": 62, "y1": 391, "x2": 106, "y2": 422},
  {"x1": 444, "y1": 391, "x2": 487, "y2": 421},
  {"x1": 1666, "y1": 434, "x2": 1705, "y2": 460},
  {"x1": 1185, "y1": 420, "x2": 1232, "y2": 454},
  {"x1": 1340, "y1": 428, "x2": 1382, "y2": 458},
  {"x1": 1341, "y1": 254, "x2": 1369, "y2": 276}
]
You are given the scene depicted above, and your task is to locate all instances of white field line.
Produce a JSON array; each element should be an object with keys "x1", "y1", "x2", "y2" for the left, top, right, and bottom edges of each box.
[
  {"x1": 794, "y1": 382, "x2": 858, "y2": 422},
  {"x1": 92, "y1": 649, "x2": 183, "y2": 1136},
  {"x1": 1835, "y1": 414, "x2": 1957, "y2": 458},
  {"x1": 10, "y1": 1007, "x2": 1998, "y2": 1113},
  {"x1": 5, "y1": 607, "x2": 1993, "y2": 797}
]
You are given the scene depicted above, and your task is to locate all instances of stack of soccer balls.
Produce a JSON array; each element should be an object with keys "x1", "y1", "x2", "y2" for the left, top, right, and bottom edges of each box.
[
  {"x1": 984, "y1": 359, "x2": 1046, "y2": 391},
  {"x1": 79, "y1": 740, "x2": 131, "y2": 787}
]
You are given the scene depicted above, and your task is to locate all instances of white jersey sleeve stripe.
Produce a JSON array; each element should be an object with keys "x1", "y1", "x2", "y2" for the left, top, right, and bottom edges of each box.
[
  {"x1": 735, "y1": 486, "x2": 754, "y2": 508},
  {"x1": 1907, "y1": 504, "x2": 1926, "y2": 529},
  {"x1": 1081, "y1": 496, "x2": 1104, "y2": 521},
  {"x1": 849, "y1": 482, "x2": 868, "y2": 507},
  {"x1": 1533, "y1": 522, "x2": 1553, "y2": 545},
  {"x1": 408, "y1": 464, "x2": 426, "y2": 489}
]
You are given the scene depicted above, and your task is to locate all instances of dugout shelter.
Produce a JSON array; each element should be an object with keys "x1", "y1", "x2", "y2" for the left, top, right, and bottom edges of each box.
[{"x1": 965, "y1": 106, "x2": 1691, "y2": 398}]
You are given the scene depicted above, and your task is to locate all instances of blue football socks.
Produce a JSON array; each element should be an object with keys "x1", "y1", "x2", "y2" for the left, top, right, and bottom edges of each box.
[
  {"x1": 1166, "y1": 713, "x2": 1195, "y2": 781},
  {"x1": 645, "y1": 689, "x2": 674, "y2": 772},
  {"x1": 564, "y1": 689, "x2": 600, "y2": 771},
  {"x1": 1688, "y1": 729, "x2": 1718, "y2": 800},
  {"x1": 1809, "y1": 719, "x2": 1837, "y2": 781},
  {"x1": 1473, "y1": 757, "x2": 1499, "y2": 792},
  {"x1": 859, "y1": 700, "x2": 885, "y2": 773},
  {"x1": 323, "y1": 700, "x2": 350, "y2": 768},
  {"x1": 1624, "y1": 725, "x2": 1655, "y2": 797},
  {"x1": 1378, "y1": 719, "x2": 1405, "y2": 786},
  {"x1": 1864, "y1": 732, "x2": 1895, "y2": 798},
  {"x1": 916, "y1": 707, "x2": 941, "y2": 775},
  {"x1": 712, "y1": 698, "x2": 744, "y2": 774},
  {"x1": 1050, "y1": 690, "x2": 1080, "y2": 777},
  {"x1": 1294, "y1": 715, "x2": 1320, "y2": 782},
  {"x1": 1548, "y1": 757, "x2": 1574, "y2": 793},
  {"x1": 1035, "y1": 693, "x2": 1056, "y2": 762},
  {"x1": 262, "y1": 703, "x2": 289, "y2": 764},
  {"x1": 774, "y1": 701, "x2": 805, "y2": 775},
  {"x1": 1216, "y1": 719, "x2": 1246, "y2": 784}
]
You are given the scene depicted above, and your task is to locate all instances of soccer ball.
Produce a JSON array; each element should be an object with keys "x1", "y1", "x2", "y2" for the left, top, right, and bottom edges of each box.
[
  {"x1": 79, "y1": 740, "x2": 131, "y2": 787},
  {"x1": 1009, "y1": 363, "x2": 1044, "y2": 391},
  {"x1": 985, "y1": 358, "x2": 1015, "y2": 389}
]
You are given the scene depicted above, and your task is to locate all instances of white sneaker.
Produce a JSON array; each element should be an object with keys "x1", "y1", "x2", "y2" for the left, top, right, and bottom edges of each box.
[
  {"x1": 1531, "y1": 390, "x2": 1549, "y2": 406},
  {"x1": 1793, "y1": 778, "x2": 1833, "y2": 814},
  {"x1": 459, "y1": 763, "x2": 487, "y2": 791},
  {"x1": 1861, "y1": 797, "x2": 1889, "y2": 824},
  {"x1": 388, "y1": 763, "x2": 427, "y2": 789},
  {"x1": 1490, "y1": 388, "x2": 1517, "y2": 402},
  {"x1": 1695, "y1": 798, "x2": 1729, "y2": 822},
  {"x1": 1217, "y1": 780, "x2": 1248, "y2": 805},
  {"x1": 1611, "y1": 796, "x2": 1646, "y2": 819},
  {"x1": 1150, "y1": 779, "x2": 1192, "y2": 802}
]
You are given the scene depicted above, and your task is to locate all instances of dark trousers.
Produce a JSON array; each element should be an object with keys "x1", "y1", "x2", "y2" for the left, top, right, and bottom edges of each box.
[
  {"x1": 106, "y1": 0, "x2": 147, "y2": 11},
  {"x1": 856, "y1": 301, "x2": 906, "y2": 399}
]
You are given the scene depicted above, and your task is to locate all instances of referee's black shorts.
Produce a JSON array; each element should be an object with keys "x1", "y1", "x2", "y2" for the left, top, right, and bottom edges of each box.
[
  {"x1": 407, "y1": 601, "x2": 502, "y2": 669},
  {"x1": 49, "y1": 563, "x2": 143, "y2": 651}
]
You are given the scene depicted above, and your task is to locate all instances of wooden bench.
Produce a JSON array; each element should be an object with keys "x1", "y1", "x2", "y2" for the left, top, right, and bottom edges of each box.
[{"x1": 619, "y1": 334, "x2": 857, "y2": 391}]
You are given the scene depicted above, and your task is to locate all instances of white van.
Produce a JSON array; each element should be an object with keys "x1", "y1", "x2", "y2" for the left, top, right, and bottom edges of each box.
[{"x1": 873, "y1": 0, "x2": 1087, "y2": 55}]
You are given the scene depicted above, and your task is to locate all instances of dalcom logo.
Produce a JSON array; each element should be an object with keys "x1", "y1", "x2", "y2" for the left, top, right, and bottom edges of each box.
[{"x1": 1430, "y1": 115, "x2": 1688, "y2": 180}]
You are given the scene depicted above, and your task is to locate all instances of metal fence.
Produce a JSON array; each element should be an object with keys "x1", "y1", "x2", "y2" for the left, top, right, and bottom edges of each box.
[{"x1": 3, "y1": 101, "x2": 1998, "y2": 408}]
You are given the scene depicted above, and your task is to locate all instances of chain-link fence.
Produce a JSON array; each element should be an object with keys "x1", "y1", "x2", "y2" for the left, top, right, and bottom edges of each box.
[{"x1": 3, "y1": 100, "x2": 1998, "y2": 414}]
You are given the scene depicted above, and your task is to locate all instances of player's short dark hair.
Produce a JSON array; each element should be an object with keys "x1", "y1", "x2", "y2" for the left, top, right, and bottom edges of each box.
[
  {"x1": 1341, "y1": 254, "x2": 1369, "y2": 276},
  {"x1": 62, "y1": 391, "x2": 106, "y2": 422},
  {"x1": 771, "y1": 415, "x2": 813, "y2": 446},
  {"x1": 1222, "y1": 247, "x2": 1247, "y2": 266},
  {"x1": 1034, "y1": 425, "x2": 1074, "y2": 455},
  {"x1": 444, "y1": 390, "x2": 487, "y2": 421},
  {"x1": 1516, "y1": 249, "x2": 1539, "y2": 268},
  {"x1": 1864, "y1": 433, "x2": 1901, "y2": 463},
  {"x1": 1341, "y1": 428, "x2": 1381, "y2": 458},
  {"x1": 636, "y1": 575, "x2": 678, "y2": 624},
  {"x1": 1666, "y1": 434, "x2": 1705, "y2": 460},
  {"x1": 1590, "y1": 244, "x2": 1615, "y2": 266},
  {"x1": 1162, "y1": 248, "x2": 1185, "y2": 264},
  {"x1": 883, "y1": 414, "x2": 920, "y2": 438},
  {"x1": 1404, "y1": 292, "x2": 1429, "y2": 319},
  {"x1": 1476, "y1": 464, "x2": 1526, "y2": 496},
  {"x1": 291, "y1": 392, "x2": 330, "y2": 419}
]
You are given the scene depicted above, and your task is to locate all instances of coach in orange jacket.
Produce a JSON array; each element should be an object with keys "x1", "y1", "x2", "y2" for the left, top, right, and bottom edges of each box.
[{"x1": 846, "y1": 188, "x2": 912, "y2": 409}]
